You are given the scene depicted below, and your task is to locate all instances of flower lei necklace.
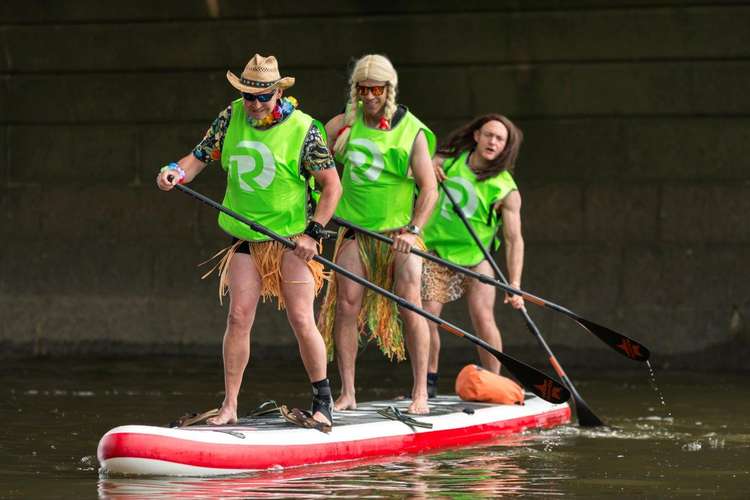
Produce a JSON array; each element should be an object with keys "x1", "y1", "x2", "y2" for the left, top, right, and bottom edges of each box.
[{"x1": 248, "y1": 96, "x2": 299, "y2": 128}]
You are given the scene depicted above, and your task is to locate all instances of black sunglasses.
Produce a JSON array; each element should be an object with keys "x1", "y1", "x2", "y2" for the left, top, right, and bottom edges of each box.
[{"x1": 242, "y1": 91, "x2": 276, "y2": 103}]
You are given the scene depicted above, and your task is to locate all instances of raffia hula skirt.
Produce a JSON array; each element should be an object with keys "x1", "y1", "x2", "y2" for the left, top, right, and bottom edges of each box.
[
  {"x1": 317, "y1": 228, "x2": 425, "y2": 362},
  {"x1": 201, "y1": 236, "x2": 326, "y2": 309}
]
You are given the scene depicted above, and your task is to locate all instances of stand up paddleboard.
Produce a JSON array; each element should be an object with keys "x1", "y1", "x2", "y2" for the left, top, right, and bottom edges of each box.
[{"x1": 98, "y1": 394, "x2": 570, "y2": 477}]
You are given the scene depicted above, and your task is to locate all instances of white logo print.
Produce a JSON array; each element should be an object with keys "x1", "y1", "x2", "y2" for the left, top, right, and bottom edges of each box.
[
  {"x1": 229, "y1": 140, "x2": 275, "y2": 192},
  {"x1": 347, "y1": 138, "x2": 384, "y2": 184},
  {"x1": 440, "y1": 176, "x2": 478, "y2": 220}
]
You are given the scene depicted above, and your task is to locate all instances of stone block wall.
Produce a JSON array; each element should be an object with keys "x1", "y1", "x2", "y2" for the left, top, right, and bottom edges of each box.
[{"x1": 1, "y1": 1, "x2": 748, "y2": 366}]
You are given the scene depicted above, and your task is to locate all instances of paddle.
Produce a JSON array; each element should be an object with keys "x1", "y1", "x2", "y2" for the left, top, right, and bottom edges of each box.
[
  {"x1": 332, "y1": 216, "x2": 648, "y2": 363},
  {"x1": 438, "y1": 181, "x2": 605, "y2": 427},
  {"x1": 168, "y1": 181, "x2": 570, "y2": 405}
]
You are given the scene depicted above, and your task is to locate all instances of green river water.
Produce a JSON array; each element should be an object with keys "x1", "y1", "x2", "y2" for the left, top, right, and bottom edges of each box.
[{"x1": 1, "y1": 356, "x2": 747, "y2": 498}]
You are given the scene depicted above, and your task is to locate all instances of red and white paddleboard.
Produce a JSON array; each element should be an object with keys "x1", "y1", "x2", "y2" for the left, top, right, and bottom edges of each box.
[{"x1": 98, "y1": 394, "x2": 570, "y2": 476}]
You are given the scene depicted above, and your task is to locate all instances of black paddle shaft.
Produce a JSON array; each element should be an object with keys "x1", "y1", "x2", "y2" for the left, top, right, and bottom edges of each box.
[
  {"x1": 440, "y1": 182, "x2": 605, "y2": 427},
  {"x1": 170, "y1": 182, "x2": 570, "y2": 405}
]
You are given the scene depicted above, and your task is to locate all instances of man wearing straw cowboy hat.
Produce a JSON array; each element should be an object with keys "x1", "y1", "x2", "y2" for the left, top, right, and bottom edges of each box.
[{"x1": 157, "y1": 54, "x2": 342, "y2": 431}]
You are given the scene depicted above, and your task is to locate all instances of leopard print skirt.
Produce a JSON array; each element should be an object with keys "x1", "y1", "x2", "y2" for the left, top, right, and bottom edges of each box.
[{"x1": 420, "y1": 253, "x2": 471, "y2": 304}]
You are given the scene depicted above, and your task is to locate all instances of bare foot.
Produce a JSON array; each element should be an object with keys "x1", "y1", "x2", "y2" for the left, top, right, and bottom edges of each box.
[
  {"x1": 408, "y1": 395, "x2": 430, "y2": 415},
  {"x1": 206, "y1": 405, "x2": 238, "y2": 425},
  {"x1": 333, "y1": 394, "x2": 357, "y2": 411}
]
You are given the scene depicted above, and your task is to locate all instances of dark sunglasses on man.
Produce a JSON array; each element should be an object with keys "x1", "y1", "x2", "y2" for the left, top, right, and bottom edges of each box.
[
  {"x1": 356, "y1": 85, "x2": 386, "y2": 97},
  {"x1": 242, "y1": 91, "x2": 276, "y2": 103}
]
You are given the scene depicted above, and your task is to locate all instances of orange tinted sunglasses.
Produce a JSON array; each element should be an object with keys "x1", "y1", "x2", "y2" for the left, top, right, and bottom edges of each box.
[{"x1": 356, "y1": 85, "x2": 386, "y2": 97}]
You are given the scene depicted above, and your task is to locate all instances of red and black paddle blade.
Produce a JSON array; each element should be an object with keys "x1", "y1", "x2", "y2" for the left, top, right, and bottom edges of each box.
[{"x1": 574, "y1": 317, "x2": 650, "y2": 362}]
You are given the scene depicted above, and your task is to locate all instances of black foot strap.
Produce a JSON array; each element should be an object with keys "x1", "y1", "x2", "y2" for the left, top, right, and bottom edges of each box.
[
  {"x1": 377, "y1": 405, "x2": 433, "y2": 430},
  {"x1": 244, "y1": 400, "x2": 281, "y2": 418}
]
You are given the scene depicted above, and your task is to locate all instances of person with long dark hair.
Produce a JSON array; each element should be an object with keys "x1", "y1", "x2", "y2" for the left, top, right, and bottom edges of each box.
[{"x1": 420, "y1": 114, "x2": 525, "y2": 396}]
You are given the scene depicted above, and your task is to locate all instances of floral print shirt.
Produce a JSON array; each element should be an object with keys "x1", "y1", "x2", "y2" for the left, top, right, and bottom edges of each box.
[{"x1": 192, "y1": 99, "x2": 335, "y2": 173}]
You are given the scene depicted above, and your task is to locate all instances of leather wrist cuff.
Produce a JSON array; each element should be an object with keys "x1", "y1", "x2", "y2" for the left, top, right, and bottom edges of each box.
[{"x1": 304, "y1": 221, "x2": 326, "y2": 240}]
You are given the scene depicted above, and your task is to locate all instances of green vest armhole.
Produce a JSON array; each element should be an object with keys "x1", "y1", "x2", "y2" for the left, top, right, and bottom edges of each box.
[
  {"x1": 422, "y1": 127, "x2": 437, "y2": 156},
  {"x1": 312, "y1": 119, "x2": 326, "y2": 143}
]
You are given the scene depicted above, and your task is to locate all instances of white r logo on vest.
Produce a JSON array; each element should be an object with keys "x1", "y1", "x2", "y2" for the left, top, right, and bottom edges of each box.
[
  {"x1": 347, "y1": 139, "x2": 384, "y2": 184},
  {"x1": 229, "y1": 140, "x2": 276, "y2": 192},
  {"x1": 440, "y1": 176, "x2": 478, "y2": 220}
]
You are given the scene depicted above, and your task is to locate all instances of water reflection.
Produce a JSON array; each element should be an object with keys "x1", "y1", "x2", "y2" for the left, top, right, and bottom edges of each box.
[{"x1": 97, "y1": 434, "x2": 571, "y2": 498}]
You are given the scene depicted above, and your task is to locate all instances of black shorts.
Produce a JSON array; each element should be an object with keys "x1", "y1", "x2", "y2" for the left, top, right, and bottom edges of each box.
[{"x1": 231, "y1": 238, "x2": 251, "y2": 254}]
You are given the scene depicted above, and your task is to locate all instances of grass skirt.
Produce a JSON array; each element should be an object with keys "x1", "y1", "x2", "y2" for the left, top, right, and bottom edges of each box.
[
  {"x1": 317, "y1": 229, "x2": 425, "y2": 362},
  {"x1": 201, "y1": 236, "x2": 326, "y2": 310}
]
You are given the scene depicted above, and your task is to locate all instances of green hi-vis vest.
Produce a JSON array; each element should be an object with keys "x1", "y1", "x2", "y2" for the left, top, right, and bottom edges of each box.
[
  {"x1": 422, "y1": 151, "x2": 518, "y2": 266},
  {"x1": 334, "y1": 105, "x2": 436, "y2": 231},
  {"x1": 219, "y1": 99, "x2": 318, "y2": 242}
]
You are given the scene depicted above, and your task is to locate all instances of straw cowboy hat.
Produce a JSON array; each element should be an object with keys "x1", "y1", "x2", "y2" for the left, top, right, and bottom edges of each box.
[{"x1": 226, "y1": 54, "x2": 295, "y2": 94}]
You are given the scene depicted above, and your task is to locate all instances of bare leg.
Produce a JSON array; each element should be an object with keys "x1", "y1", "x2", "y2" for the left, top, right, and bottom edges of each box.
[
  {"x1": 394, "y1": 251, "x2": 430, "y2": 414},
  {"x1": 280, "y1": 250, "x2": 330, "y2": 425},
  {"x1": 424, "y1": 300, "x2": 444, "y2": 374},
  {"x1": 331, "y1": 239, "x2": 366, "y2": 410},
  {"x1": 466, "y1": 260, "x2": 501, "y2": 374},
  {"x1": 208, "y1": 254, "x2": 261, "y2": 425}
]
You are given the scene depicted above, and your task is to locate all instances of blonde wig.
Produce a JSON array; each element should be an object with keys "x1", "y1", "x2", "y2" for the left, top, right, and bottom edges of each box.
[{"x1": 333, "y1": 54, "x2": 399, "y2": 155}]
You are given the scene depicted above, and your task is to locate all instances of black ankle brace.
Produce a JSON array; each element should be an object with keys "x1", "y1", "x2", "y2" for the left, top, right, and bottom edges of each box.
[
  {"x1": 311, "y1": 378, "x2": 333, "y2": 423},
  {"x1": 427, "y1": 372, "x2": 439, "y2": 398}
]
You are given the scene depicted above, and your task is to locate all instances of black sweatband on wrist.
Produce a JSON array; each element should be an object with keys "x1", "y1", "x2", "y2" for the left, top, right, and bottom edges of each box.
[{"x1": 304, "y1": 220, "x2": 326, "y2": 240}]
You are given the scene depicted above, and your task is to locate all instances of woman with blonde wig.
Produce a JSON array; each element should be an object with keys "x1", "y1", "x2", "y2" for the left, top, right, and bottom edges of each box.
[{"x1": 318, "y1": 54, "x2": 438, "y2": 414}]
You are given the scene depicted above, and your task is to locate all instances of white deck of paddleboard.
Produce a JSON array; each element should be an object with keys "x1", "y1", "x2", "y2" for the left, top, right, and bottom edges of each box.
[{"x1": 99, "y1": 394, "x2": 569, "y2": 476}]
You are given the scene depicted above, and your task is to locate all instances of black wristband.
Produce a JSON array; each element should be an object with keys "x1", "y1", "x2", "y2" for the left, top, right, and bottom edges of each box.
[{"x1": 304, "y1": 221, "x2": 326, "y2": 240}]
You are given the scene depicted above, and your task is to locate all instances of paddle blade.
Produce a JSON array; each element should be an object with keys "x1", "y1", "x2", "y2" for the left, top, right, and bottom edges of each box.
[
  {"x1": 574, "y1": 398, "x2": 607, "y2": 428},
  {"x1": 530, "y1": 377, "x2": 570, "y2": 405},
  {"x1": 499, "y1": 355, "x2": 570, "y2": 405},
  {"x1": 564, "y1": 383, "x2": 606, "y2": 427},
  {"x1": 574, "y1": 317, "x2": 650, "y2": 362},
  {"x1": 551, "y1": 358, "x2": 607, "y2": 427}
]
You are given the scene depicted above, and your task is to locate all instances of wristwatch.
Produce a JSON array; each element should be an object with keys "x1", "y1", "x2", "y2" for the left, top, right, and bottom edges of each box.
[{"x1": 405, "y1": 224, "x2": 421, "y2": 235}]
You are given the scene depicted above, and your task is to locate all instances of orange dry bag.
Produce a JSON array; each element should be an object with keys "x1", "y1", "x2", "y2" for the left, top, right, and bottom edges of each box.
[{"x1": 455, "y1": 364, "x2": 525, "y2": 405}]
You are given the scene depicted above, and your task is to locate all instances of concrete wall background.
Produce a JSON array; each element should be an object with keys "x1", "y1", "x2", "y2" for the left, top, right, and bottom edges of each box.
[{"x1": 1, "y1": 1, "x2": 749, "y2": 367}]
